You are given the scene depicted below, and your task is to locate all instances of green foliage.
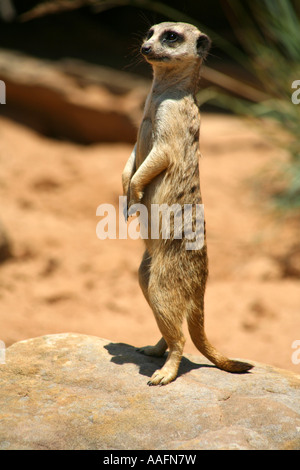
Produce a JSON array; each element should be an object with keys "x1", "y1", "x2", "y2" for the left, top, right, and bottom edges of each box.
[{"x1": 200, "y1": 0, "x2": 300, "y2": 210}]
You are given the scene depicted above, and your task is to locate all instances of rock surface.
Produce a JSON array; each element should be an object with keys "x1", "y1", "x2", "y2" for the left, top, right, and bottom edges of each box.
[
  {"x1": 0, "y1": 50, "x2": 149, "y2": 143},
  {"x1": 0, "y1": 333, "x2": 299, "y2": 450}
]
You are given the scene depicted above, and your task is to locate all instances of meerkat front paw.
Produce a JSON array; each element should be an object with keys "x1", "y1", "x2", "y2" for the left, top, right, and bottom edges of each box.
[
  {"x1": 128, "y1": 179, "x2": 143, "y2": 203},
  {"x1": 127, "y1": 191, "x2": 144, "y2": 217},
  {"x1": 123, "y1": 191, "x2": 143, "y2": 220},
  {"x1": 147, "y1": 367, "x2": 177, "y2": 386},
  {"x1": 127, "y1": 201, "x2": 139, "y2": 218}
]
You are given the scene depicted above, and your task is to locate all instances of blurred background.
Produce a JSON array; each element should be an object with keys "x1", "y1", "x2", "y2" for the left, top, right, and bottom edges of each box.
[{"x1": 0, "y1": 0, "x2": 299, "y2": 372}]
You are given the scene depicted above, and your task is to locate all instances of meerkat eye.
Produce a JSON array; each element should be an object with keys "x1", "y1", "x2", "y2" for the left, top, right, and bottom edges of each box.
[
  {"x1": 163, "y1": 31, "x2": 182, "y2": 43},
  {"x1": 166, "y1": 32, "x2": 178, "y2": 41}
]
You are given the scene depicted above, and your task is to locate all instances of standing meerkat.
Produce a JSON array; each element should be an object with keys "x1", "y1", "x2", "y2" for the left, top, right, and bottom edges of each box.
[{"x1": 122, "y1": 22, "x2": 253, "y2": 385}]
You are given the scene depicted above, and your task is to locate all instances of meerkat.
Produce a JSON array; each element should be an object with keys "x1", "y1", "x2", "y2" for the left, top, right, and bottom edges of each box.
[{"x1": 122, "y1": 22, "x2": 253, "y2": 385}]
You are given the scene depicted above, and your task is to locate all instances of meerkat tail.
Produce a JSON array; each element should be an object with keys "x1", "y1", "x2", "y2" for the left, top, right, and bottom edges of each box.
[{"x1": 187, "y1": 316, "x2": 253, "y2": 373}]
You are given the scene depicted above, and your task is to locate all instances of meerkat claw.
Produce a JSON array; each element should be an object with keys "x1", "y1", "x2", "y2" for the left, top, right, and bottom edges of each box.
[
  {"x1": 147, "y1": 368, "x2": 177, "y2": 386},
  {"x1": 127, "y1": 203, "x2": 137, "y2": 218}
]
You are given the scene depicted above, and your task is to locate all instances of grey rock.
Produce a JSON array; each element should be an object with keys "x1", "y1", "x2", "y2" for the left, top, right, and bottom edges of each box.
[{"x1": 0, "y1": 333, "x2": 299, "y2": 450}]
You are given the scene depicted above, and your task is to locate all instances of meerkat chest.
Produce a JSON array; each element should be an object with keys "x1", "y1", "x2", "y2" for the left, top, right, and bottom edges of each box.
[
  {"x1": 136, "y1": 93, "x2": 178, "y2": 169},
  {"x1": 136, "y1": 118, "x2": 153, "y2": 168}
]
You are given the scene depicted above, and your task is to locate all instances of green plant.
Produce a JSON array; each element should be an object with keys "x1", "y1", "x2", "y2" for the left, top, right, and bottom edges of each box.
[{"x1": 203, "y1": 0, "x2": 300, "y2": 209}]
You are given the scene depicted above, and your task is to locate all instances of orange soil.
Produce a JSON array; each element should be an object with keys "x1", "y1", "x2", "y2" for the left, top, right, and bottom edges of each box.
[{"x1": 0, "y1": 114, "x2": 299, "y2": 372}]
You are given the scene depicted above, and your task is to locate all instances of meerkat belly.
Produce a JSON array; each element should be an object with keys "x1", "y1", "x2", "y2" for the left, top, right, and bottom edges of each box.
[{"x1": 141, "y1": 159, "x2": 202, "y2": 254}]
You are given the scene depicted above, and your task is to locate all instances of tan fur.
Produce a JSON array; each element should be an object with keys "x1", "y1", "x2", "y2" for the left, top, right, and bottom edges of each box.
[{"x1": 122, "y1": 22, "x2": 253, "y2": 385}]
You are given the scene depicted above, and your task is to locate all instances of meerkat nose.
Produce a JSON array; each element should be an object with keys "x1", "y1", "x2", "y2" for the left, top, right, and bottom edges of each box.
[{"x1": 141, "y1": 45, "x2": 152, "y2": 55}]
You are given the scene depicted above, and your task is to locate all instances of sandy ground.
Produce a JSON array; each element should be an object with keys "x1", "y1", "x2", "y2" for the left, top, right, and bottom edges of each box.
[{"x1": 0, "y1": 113, "x2": 299, "y2": 373}]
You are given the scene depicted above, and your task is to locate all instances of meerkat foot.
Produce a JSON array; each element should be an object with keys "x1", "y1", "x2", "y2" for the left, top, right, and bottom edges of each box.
[
  {"x1": 147, "y1": 367, "x2": 177, "y2": 386},
  {"x1": 137, "y1": 345, "x2": 165, "y2": 357},
  {"x1": 146, "y1": 338, "x2": 183, "y2": 386},
  {"x1": 137, "y1": 337, "x2": 167, "y2": 357}
]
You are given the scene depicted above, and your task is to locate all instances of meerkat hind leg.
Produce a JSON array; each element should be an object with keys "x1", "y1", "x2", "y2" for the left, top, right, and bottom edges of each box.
[
  {"x1": 137, "y1": 250, "x2": 168, "y2": 358},
  {"x1": 147, "y1": 301, "x2": 186, "y2": 386},
  {"x1": 138, "y1": 252, "x2": 185, "y2": 385},
  {"x1": 147, "y1": 327, "x2": 186, "y2": 386}
]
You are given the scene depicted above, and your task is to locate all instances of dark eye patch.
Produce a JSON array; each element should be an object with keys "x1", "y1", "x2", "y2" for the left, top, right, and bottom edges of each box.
[{"x1": 146, "y1": 29, "x2": 154, "y2": 40}]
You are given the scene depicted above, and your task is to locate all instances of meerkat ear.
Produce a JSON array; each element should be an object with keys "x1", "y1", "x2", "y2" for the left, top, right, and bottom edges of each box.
[{"x1": 196, "y1": 34, "x2": 211, "y2": 59}]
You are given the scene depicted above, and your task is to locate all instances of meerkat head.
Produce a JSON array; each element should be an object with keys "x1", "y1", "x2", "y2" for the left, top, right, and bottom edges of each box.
[{"x1": 141, "y1": 22, "x2": 211, "y2": 66}]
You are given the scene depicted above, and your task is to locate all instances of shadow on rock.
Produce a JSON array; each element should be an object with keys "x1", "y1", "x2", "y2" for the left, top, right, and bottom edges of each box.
[{"x1": 104, "y1": 341, "x2": 215, "y2": 380}]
